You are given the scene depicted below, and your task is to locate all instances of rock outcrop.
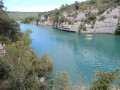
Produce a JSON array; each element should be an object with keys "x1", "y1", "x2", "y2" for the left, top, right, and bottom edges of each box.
[{"x1": 36, "y1": 6, "x2": 120, "y2": 34}]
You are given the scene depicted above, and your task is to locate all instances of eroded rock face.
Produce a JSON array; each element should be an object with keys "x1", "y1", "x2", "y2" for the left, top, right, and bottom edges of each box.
[
  {"x1": 37, "y1": 6, "x2": 120, "y2": 34},
  {"x1": 102, "y1": 6, "x2": 120, "y2": 18},
  {"x1": 75, "y1": 12, "x2": 86, "y2": 21}
]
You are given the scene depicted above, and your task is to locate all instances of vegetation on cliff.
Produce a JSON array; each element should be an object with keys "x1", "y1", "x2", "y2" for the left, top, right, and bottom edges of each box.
[
  {"x1": 21, "y1": 16, "x2": 35, "y2": 23},
  {"x1": 35, "y1": 0, "x2": 120, "y2": 34}
]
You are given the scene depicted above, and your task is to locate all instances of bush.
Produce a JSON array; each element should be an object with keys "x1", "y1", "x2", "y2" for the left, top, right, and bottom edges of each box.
[
  {"x1": 21, "y1": 16, "x2": 35, "y2": 23},
  {"x1": 116, "y1": 23, "x2": 120, "y2": 34},
  {"x1": 99, "y1": 16, "x2": 105, "y2": 21},
  {"x1": 91, "y1": 69, "x2": 120, "y2": 90},
  {"x1": 49, "y1": 16, "x2": 55, "y2": 22},
  {"x1": 85, "y1": 12, "x2": 96, "y2": 24},
  {"x1": 98, "y1": 8, "x2": 106, "y2": 15},
  {"x1": 52, "y1": 71, "x2": 71, "y2": 90},
  {"x1": 89, "y1": 0, "x2": 97, "y2": 4},
  {"x1": 65, "y1": 19, "x2": 72, "y2": 24},
  {"x1": 114, "y1": 15, "x2": 117, "y2": 19},
  {"x1": 78, "y1": 24, "x2": 86, "y2": 32}
]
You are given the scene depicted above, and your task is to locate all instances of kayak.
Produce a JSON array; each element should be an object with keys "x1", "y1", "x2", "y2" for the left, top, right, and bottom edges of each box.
[
  {"x1": 85, "y1": 35, "x2": 92, "y2": 37},
  {"x1": 85, "y1": 38, "x2": 93, "y2": 40}
]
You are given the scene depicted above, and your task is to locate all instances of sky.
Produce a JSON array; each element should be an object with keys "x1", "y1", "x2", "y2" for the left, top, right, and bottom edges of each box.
[{"x1": 4, "y1": 0, "x2": 86, "y2": 12}]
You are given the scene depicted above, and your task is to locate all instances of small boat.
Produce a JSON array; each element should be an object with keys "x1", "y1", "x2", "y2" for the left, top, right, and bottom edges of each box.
[
  {"x1": 85, "y1": 34, "x2": 93, "y2": 40},
  {"x1": 85, "y1": 38, "x2": 93, "y2": 40},
  {"x1": 85, "y1": 34, "x2": 93, "y2": 37}
]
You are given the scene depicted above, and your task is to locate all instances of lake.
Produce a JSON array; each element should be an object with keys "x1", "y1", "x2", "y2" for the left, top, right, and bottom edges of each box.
[{"x1": 20, "y1": 23, "x2": 120, "y2": 85}]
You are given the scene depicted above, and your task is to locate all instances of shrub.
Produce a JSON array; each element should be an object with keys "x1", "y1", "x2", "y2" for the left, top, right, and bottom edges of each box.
[
  {"x1": 85, "y1": 12, "x2": 96, "y2": 24},
  {"x1": 52, "y1": 71, "x2": 71, "y2": 90},
  {"x1": 21, "y1": 16, "x2": 35, "y2": 23},
  {"x1": 116, "y1": 23, "x2": 120, "y2": 35},
  {"x1": 91, "y1": 69, "x2": 120, "y2": 90},
  {"x1": 66, "y1": 19, "x2": 72, "y2": 24},
  {"x1": 114, "y1": 15, "x2": 117, "y2": 19},
  {"x1": 99, "y1": 16, "x2": 105, "y2": 21},
  {"x1": 106, "y1": 10, "x2": 110, "y2": 14},
  {"x1": 49, "y1": 16, "x2": 55, "y2": 22},
  {"x1": 98, "y1": 8, "x2": 106, "y2": 15},
  {"x1": 78, "y1": 24, "x2": 86, "y2": 32}
]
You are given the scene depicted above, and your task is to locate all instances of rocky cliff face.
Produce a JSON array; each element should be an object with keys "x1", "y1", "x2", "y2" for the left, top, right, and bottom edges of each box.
[{"x1": 37, "y1": 6, "x2": 120, "y2": 34}]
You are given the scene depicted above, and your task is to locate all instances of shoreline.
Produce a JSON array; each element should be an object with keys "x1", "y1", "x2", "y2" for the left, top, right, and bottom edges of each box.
[{"x1": 31, "y1": 23, "x2": 117, "y2": 35}]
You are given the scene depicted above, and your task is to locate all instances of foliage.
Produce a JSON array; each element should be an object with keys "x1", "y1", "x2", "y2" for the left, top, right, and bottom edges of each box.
[
  {"x1": 8, "y1": 12, "x2": 39, "y2": 21},
  {"x1": 89, "y1": 0, "x2": 97, "y2": 4},
  {"x1": 74, "y1": 1, "x2": 79, "y2": 10},
  {"x1": 78, "y1": 24, "x2": 86, "y2": 32},
  {"x1": 0, "y1": 59, "x2": 10, "y2": 80},
  {"x1": 91, "y1": 69, "x2": 120, "y2": 90},
  {"x1": 0, "y1": 35, "x2": 11, "y2": 44},
  {"x1": 85, "y1": 12, "x2": 96, "y2": 24},
  {"x1": 52, "y1": 71, "x2": 71, "y2": 90},
  {"x1": 99, "y1": 16, "x2": 105, "y2": 21},
  {"x1": 30, "y1": 54, "x2": 53, "y2": 78},
  {"x1": 49, "y1": 16, "x2": 55, "y2": 22},
  {"x1": 0, "y1": 29, "x2": 53, "y2": 89},
  {"x1": 0, "y1": 0, "x2": 4, "y2": 10},
  {"x1": 21, "y1": 16, "x2": 35, "y2": 23},
  {"x1": 0, "y1": 10, "x2": 21, "y2": 42},
  {"x1": 20, "y1": 29, "x2": 32, "y2": 46},
  {"x1": 116, "y1": 23, "x2": 120, "y2": 35}
]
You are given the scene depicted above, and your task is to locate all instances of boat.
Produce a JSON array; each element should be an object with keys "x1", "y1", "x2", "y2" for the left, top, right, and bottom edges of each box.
[
  {"x1": 85, "y1": 34, "x2": 93, "y2": 37},
  {"x1": 85, "y1": 38, "x2": 93, "y2": 40},
  {"x1": 85, "y1": 34, "x2": 93, "y2": 40}
]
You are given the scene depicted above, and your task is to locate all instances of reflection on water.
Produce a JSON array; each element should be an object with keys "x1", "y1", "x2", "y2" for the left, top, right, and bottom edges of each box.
[{"x1": 20, "y1": 23, "x2": 120, "y2": 85}]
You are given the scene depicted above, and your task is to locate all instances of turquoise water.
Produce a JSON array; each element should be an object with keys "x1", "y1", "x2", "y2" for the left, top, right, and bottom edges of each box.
[{"x1": 20, "y1": 23, "x2": 120, "y2": 85}]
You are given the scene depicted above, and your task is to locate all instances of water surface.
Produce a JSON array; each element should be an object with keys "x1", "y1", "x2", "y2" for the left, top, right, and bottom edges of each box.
[{"x1": 20, "y1": 23, "x2": 120, "y2": 85}]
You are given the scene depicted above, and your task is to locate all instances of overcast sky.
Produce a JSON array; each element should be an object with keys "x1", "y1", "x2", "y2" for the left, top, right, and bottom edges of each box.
[{"x1": 4, "y1": 0, "x2": 87, "y2": 12}]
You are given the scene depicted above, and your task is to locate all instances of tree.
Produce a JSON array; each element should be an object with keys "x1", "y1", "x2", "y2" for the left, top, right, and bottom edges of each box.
[
  {"x1": 30, "y1": 54, "x2": 53, "y2": 78},
  {"x1": 60, "y1": 4, "x2": 65, "y2": 10},
  {"x1": 20, "y1": 29, "x2": 32, "y2": 46},
  {"x1": 52, "y1": 71, "x2": 71, "y2": 90},
  {"x1": 91, "y1": 69, "x2": 120, "y2": 90},
  {"x1": 0, "y1": 5, "x2": 21, "y2": 42},
  {"x1": 0, "y1": 0, "x2": 4, "y2": 10},
  {"x1": 0, "y1": 29, "x2": 53, "y2": 89},
  {"x1": 74, "y1": 1, "x2": 79, "y2": 10},
  {"x1": 116, "y1": 21, "x2": 120, "y2": 35},
  {"x1": 21, "y1": 16, "x2": 35, "y2": 23},
  {"x1": 89, "y1": 0, "x2": 97, "y2": 4}
]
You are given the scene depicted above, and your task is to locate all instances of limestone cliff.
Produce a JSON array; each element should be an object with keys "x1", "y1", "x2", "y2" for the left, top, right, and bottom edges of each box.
[{"x1": 35, "y1": 2, "x2": 120, "y2": 34}]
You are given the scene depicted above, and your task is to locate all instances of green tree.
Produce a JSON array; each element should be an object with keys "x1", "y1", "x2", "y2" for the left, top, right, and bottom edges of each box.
[
  {"x1": 49, "y1": 16, "x2": 55, "y2": 22},
  {"x1": 116, "y1": 21, "x2": 120, "y2": 35},
  {"x1": 52, "y1": 71, "x2": 71, "y2": 90},
  {"x1": 21, "y1": 16, "x2": 35, "y2": 23},
  {"x1": 89, "y1": 0, "x2": 97, "y2": 4},
  {"x1": 30, "y1": 54, "x2": 53, "y2": 78},
  {"x1": 0, "y1": 0, "x2": 4, "y2": 10},
  {"x1": 0, "y1": 1, "x2": 21, "y2": 42},
  {"x1": 91, "y1": 69, "x2": 120, "y2": 90},
  {"x1": 20, "y1": 29, "x2": 32, "y2": 46},
  {"x1": 74, "y1": 1, "x2": 79, "y2": 10}
]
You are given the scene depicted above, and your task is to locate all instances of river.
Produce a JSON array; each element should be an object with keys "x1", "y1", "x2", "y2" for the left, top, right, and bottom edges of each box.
[{"x1": 20, "y1": 23, "x2": 120, "y2": 85}]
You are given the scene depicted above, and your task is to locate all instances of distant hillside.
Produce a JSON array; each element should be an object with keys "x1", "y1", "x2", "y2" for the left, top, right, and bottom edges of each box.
[{"x1": 8, "y1": 11, "x2": 40, "y2": 21}]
